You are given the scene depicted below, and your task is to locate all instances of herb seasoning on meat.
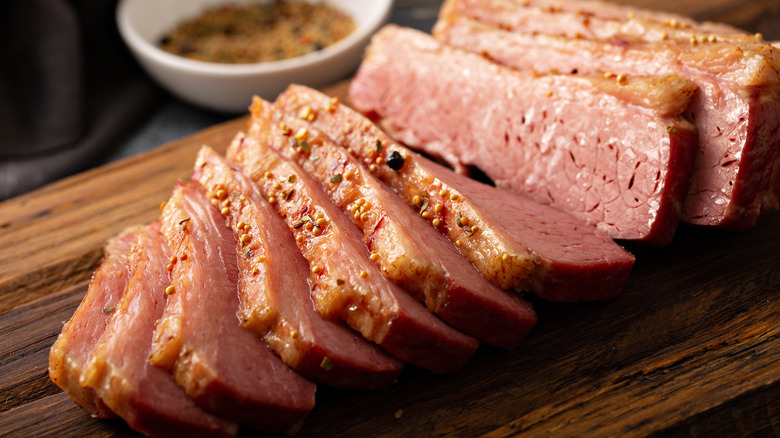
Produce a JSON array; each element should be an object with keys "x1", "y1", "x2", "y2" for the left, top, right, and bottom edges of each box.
[{"x1": 159, "y1": 1, "x2": 356, "y2": 64}]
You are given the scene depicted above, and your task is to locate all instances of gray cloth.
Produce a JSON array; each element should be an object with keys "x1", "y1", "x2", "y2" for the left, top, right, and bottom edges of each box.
[{"x1": 0, "y1": 0, "x2": 161, "y2": 200}]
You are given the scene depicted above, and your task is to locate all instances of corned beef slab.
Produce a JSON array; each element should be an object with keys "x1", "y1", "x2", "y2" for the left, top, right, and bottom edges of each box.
[
  {"x1": 509, "y1": 0, "x2": 746, "y2": 36},
  {"x1": 276, "y1": 85, "x2": 635, "y2": 302},
  {"x1": 48, "y1": 226, "x2": 139, "y2": 418},
  {"x1": 149, "y1": 184, "x2": 315, "y2": 434},
  {"x1": 248, "y1": 97, "x2": 537, "y2": 349},
  {"x1": 348, "y1": 25, "x2": 698, "y2": 245},
  {"x1": 435, "y1": 1, "x2": 780, "y2": 229},
  {"x1": 80, "y1": 223, "x2": 237, "y2": 438},
  {"x1": 192, "y1": 146, "x2": 404, "y2": 389},
  {"x1": 227, "y1": 131, "x2": 480, "y2": 372},
  {"x1": 438, "y1": 0, "x2": 750, "y2": 44}
]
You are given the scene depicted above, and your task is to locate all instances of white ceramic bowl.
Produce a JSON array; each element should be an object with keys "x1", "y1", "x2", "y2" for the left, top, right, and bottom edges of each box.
[{"x1": 117, "y1": 0, "x2": 392, "y2": 113}]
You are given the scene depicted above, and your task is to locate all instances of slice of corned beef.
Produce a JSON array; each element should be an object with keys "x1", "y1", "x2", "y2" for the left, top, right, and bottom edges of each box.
[
  {"x1": 438, "y1": 0, "x2": 749, "y2": 43},
  {"x1": 275, "y1": 85, "x2": 635, "y2": 302},
  {"x1": 81, "y1": 223, "x2": 237, "y2": 438},
  {"x1": 192, "y1": 146, "x2": 404, "y2": 389},
  {"x1": 48, "y1": 226, "x2": 139, "y2": 418},
  {"x1": 246, "y1": 97, "x2": 537, "y2": 349},
  {"x1": 149, "y1": 184, "x2": 315, "y2": 434},
  {"x1": 435, "y1": 3, "x2": 780, "y2": 228},
  {"x1": 349, "y1": 25, "x2": 698, "y2": 245},
  {"x1": 519, "y1": 0, "x2": 747, "y2": 35},
  {"x1": 227, "y1": 131, "x2": 480, "y2": 372}
]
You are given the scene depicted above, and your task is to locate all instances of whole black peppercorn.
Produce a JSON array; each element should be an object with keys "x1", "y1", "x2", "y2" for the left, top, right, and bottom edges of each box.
[{"x1": 386, "y1": 151, "x2": 405, "y2": 171}]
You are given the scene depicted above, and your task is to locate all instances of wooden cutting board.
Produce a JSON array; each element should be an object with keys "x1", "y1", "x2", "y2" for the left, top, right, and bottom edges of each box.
[{"x1": 2, "y1": 2, "x2": 780, "y2": 436}]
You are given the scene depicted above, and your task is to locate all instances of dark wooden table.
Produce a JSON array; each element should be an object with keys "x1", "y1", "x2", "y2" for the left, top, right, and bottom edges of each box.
[{"x1": 2, "y1": 1, "x2": 779, "y2": 436}]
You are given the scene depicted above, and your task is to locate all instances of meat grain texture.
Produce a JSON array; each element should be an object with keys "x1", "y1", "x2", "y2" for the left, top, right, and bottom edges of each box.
[
  {"x1": 349, "y1": 25, "x2": 699, "y2": 245},
  {"x1": 192, "y1": 146, "x2": 404, "y2": 389},
  {"x1": 248, "y1": 96, "x2": 537, "y2": 349},
  {"x1": 227, "y1": 131, "x2": 481, "y2": 372},
  {"x1": 276, "y1": 85, "x2": 635, "y2": 302},
  {"x1": 48, "y1": 226, "x2": 139, "y2": 418},
  {"x1": 80, "y1": 223, "x2": 237, "y2": 437},
  {"x1": 435, "y1": 0, "x2": 780, "y2": 229},
  {"x1": 150, "y1": 184, "x2": 316, "y2": 434}
]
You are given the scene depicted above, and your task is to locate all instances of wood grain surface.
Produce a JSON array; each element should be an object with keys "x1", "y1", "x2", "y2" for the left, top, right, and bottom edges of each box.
[{"x1": 2, "y1": 1, "x2": 780, "y2": 436}]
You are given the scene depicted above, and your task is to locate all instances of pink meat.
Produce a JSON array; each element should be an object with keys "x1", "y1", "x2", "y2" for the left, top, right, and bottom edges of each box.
[
  {"x1": 249, "y1": 98, "x2": 537, "y2": 349},
  {"x1": 435, "y1": 2, "x2": 780, "y2": 229},
  {"x1": 227, "y1": 132, "x2": 480, "y2": 372},
  {"x1": 192, "y1": 146, "x2": 404, "y2": 389},
  {"x1": 81, "y1": 223, "x2": 237, "y2": 438},
  {"x1": 275, "y1": 85, "x2": 635, "y2": 302},
  {"x1": 428, "y1": 156, "x2": 636, "y2": 301},
  {"x1": 439, "y1": 0, "x2": 748, "y2": 43},
  {"x1": 512, "y1": 0, "x2": 744, "y2": 35},
  {"x1": 349, "y1": 26, "x2": 698, "y2": 245},
  {"x1": 150, "y1": 184, "x2": 315, "y2": 434},
  {"x1": 48, "y1": 226, "x2": 139, "y2": 418}
]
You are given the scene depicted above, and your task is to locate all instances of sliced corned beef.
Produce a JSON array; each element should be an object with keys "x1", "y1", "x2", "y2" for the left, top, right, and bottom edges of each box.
[
  {"x1": 349, "y1": 25, "x2": 698, "y2": 245},
  {"x1": 48, "y1": 226, "x2": 139, "y2": 418},
  {"x1": 246, "y1": 97, "x2": 537, "y2": 349},
  {"x1": 275, "y1": 85, "x2": 635, "y2": 302},
  {"x1": 192, "y1": 146, "x2": 404, "y2": 389},
  {"x1": 80, "y1": 223, "x2": 237, "y2": 438},
  {"x1": 150, "y1": 184, "x2": 315, "y2": 434},
  {"x1": 435, "y1": 2, "x2": 780, "y2": 229},
  {"x1": 227, "y1": 131, "x2": 480, "y2": 372}
]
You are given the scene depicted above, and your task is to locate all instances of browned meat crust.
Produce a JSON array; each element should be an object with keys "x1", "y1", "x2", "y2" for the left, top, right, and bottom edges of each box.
[
  {"x1": 246, "y1": 97, "x2": 537, "y2": 349},
  {"x1": 48, "y1": 226, "x2": 140, "y2": 418},
  {"x1": 81, "y1": 223, "x2": 237, "y2": 437},
  {"x1": 227, "y1": 130, "x2": 481, "y2": 372},
  {"x1": 348, "y1": 26, "x2": 698, "y2": 244},
  {"x1": 277, "y1": 85, "x2": 636, "y2": 302},
  {"x1": 150, "y1": 184, "x2": 316, "y2": 434},
  {"x1": 192, "y1": 146, "x2": 404, "y2": 389}
]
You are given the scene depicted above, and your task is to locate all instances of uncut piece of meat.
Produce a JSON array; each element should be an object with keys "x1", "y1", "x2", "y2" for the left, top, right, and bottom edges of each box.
[
  {"x1": 80, "y1": 223, "x2": 237, "y2": 438},
  {"x1": 227, "y1": 132, "x2": 480, "y2": 372},
  {"x1": 192, "y1": 146, "x2": 404, "y2": 389},
  {"x1": 438, "y1": 0, "x2": 752, "y2": 44},
  {"x1": 523, "y1": 0, "x2": 739, "y2": 34},
  {"x1": 49, "y1": 226, "x2": 139, "y2": 418},
  {"x1": 248, "y1": 97, "x2": 537, "y2": 349},
  {"x1": 275, "y1": 85, "x2": 635, "y2": 302},
  {"x1": 349, "y1": 25, "x2": 699, "y2": 245},
  {"x1": 149, "y1": 184, "x2": 315, "y2": 434},
  {"x1": 435, "y1": 0, "x2": 780, "y2": 228}
]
